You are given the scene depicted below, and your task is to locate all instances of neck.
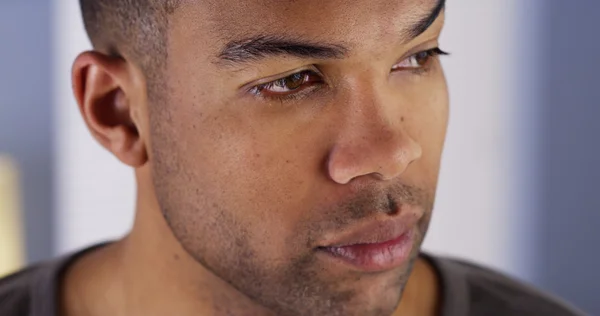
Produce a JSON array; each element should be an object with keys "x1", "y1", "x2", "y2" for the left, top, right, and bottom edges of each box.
[
  {"x1": 62, "y1": 168, "x2": 275, "y2": 316},
  {"x1": 394, "y1": 256, "x2": 441, "y2": 316},
  {"x1": 61, "y1": 169, "x2": 440, "y2": 316}
]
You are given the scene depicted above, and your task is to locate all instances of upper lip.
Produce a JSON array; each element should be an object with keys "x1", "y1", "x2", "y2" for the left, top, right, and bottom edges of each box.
[{"x1": 319, "y1": 209, "x2": 422, "y2": 248}]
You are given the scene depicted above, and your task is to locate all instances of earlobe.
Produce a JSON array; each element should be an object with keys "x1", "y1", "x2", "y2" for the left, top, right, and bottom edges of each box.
[{"x1": 72, "y1": 51, "x2": 148, "y2": 168}]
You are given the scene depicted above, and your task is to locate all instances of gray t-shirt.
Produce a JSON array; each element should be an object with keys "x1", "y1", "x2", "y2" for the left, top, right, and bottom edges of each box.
[{"x1": 0, "y1": 245, "x2": 586, "y2": 316}]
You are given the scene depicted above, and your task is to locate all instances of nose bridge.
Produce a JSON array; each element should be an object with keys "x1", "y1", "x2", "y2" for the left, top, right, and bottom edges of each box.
[
  {"x1": 327, "y1": 78, "x2": 422, "y2": 184},
  {"x1": 343, "y1": 75, "x2": 405, "y2": 148},
  {"x1": 354, "y1": 84, "x2": 397, "y2": 136},
  {"x1": 344, "y1": 66, "x2": 401, "y2": 129}
]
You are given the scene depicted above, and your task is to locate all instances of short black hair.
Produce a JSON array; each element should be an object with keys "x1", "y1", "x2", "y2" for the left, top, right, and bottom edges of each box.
[{"x1": 79, "y1": 0, "x2": 180, "y2": 81}]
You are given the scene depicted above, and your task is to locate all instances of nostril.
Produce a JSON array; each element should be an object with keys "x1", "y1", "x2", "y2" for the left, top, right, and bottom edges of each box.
[
  {"x1": 386, "y1": 193, "x2": 399, "y2": 215},
  {"x1": 369, "y1": 172, "x2": 386, "y2": 181}
]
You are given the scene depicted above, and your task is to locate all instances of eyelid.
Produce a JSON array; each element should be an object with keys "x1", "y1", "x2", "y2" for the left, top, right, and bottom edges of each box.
[
  {"x1": 393, "y1": 41, "x2": 442, "y2": 64},
  {"x1": 249, "y1": 70, "x2": 325, "y2": 102},
  {"x1": 393, "y1": 47, "x2": 447, "y2": 68},
  {"x1": 240, "y1": 65, "x2": 323, "y2": 93}
]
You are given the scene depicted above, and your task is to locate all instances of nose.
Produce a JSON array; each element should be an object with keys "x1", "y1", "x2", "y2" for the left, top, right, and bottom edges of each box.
[{"x1": 327, "y1": 89, "x2": 422, "y2": 185}]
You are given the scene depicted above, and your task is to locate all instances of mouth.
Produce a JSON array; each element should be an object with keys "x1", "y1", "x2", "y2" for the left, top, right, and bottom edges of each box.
[
  {"x1": 318, "y1": 231, "x2": 414, "y2": 273},
  {"x1": 316, "y1": 216, "x2": 419, "y2": 273}
]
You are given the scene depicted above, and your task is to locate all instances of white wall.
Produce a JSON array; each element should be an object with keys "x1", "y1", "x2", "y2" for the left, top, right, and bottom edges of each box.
[
  {"x1": 422, "y1": 1, "x2": 526, "y2": 275},
  {"x1": 52, "y1": 1, "x2": 534, "y2": 278}
]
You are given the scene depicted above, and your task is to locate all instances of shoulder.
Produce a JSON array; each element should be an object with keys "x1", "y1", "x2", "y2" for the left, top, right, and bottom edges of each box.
[
  {"x1": 0, "y1": 243, "x2": 113, "y2": 316},
  {"x1": 0, "y1": 265, "x2": 39, "y2": 316},
  {"x1": 426, "y1": 254, "x2": 586, "y2": 316}
]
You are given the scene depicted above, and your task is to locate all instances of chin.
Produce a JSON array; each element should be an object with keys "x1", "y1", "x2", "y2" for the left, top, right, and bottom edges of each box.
[
  {"x1": 319, "y1": 270, "x2": 408, "y2": 316},
  {"x1": 316, "y1": 294, "x2": 402, "y2": 316}
]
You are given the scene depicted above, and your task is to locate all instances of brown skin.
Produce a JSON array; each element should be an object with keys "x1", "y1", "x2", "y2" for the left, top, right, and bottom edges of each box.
[{"x1": 63, "y1": 0, "x2": 448, "y2": 315}]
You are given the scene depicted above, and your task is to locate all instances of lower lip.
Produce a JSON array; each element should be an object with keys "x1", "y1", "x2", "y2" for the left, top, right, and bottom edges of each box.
[{"x1": 318, "y1": 231, "x2": 414, "y2": 273}]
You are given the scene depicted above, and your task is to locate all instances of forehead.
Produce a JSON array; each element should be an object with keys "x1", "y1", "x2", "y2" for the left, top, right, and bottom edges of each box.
[{"x1": 171, "y1": 0, "x2": 440, "y2": 53}]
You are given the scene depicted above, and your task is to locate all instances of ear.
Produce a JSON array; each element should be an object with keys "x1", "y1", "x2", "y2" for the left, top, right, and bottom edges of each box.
[{"x1": 72, "y1": 52, "x2": 148, "y2": 167}]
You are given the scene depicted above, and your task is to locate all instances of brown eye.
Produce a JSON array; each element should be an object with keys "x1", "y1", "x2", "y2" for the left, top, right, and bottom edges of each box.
[
  {"x1": 279, "y1": 72, "x2": 306, "y2": 90},
  {"x1": 253, "y1": 70, "x2": 323, "y2": 97},
  {"x1": 413, "y1": 51, "x2": 432, "y2": 67},
  {"x1": 391, "y1": 47, "x2": 448, "y2": 71}
]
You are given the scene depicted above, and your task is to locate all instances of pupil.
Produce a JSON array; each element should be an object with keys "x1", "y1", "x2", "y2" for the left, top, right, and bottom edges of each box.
[
  {"x1": 416, "y1": 52, "x2": 430, "y2": 66},
  {"x1": 285, "y1": 73, "x2": 305, "y2": 89}
]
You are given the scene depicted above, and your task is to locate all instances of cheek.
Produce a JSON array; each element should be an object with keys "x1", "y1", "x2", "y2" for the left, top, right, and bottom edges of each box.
[
  {"x1": 402, "y1": 72, "x2": 449, "y2": 186},
  {"x1": 217, "y1": 128, "x2": 324, "y2": 254},
  {"x1": 157, "y1": 101, "x2": 325, "y2": 261}
]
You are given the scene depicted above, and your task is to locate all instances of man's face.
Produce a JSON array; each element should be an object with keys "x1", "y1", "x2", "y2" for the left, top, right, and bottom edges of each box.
[{"x1": 148, "y1": 0, "x2": 448, "y2": 315}]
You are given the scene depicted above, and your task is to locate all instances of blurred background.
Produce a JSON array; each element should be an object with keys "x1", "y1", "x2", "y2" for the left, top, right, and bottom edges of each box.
[{"x1": 1, "y1": 0, "x2": 599, "y2": 314}]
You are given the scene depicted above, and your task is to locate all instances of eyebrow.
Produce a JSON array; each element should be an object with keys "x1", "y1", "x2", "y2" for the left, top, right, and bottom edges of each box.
[
  {"x1": 217, "y1": 0, "x2": 445, "y2": 65},
  {"x1": 407, "y1": 0, "x2": 446, "y2": 39},
  {"x1": 217, "y1": 35, "x2": 348, "y2": 64}
]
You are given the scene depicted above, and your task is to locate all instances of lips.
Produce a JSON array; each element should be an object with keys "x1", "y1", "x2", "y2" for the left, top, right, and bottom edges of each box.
[
  {"x1": 317, "y1": 215, "x2": 420, "y2": 272},
  {"x1": 320, "y1": 231, "x2": 414, "y2": 272}
]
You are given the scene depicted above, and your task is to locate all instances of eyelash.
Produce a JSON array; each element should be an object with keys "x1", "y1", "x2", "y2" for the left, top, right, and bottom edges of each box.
[
  {"x1": 249, "y1": 47, "x2": 449, "y2": 101},
  {"x1": 394, "y1": 47, "x2": 449, "y2": 74},
  {"x1": 249, "y1": 70, "x2": 325, "y2": 101}
]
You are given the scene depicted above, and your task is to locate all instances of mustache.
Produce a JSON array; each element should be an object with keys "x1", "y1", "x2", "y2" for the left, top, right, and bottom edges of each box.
[
  {"x1": 304, "y1": 182, "x2": 433, "y2": 238},
  {"x1": 346, "y1": 183, "x2": 427, "y2": 218}
]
